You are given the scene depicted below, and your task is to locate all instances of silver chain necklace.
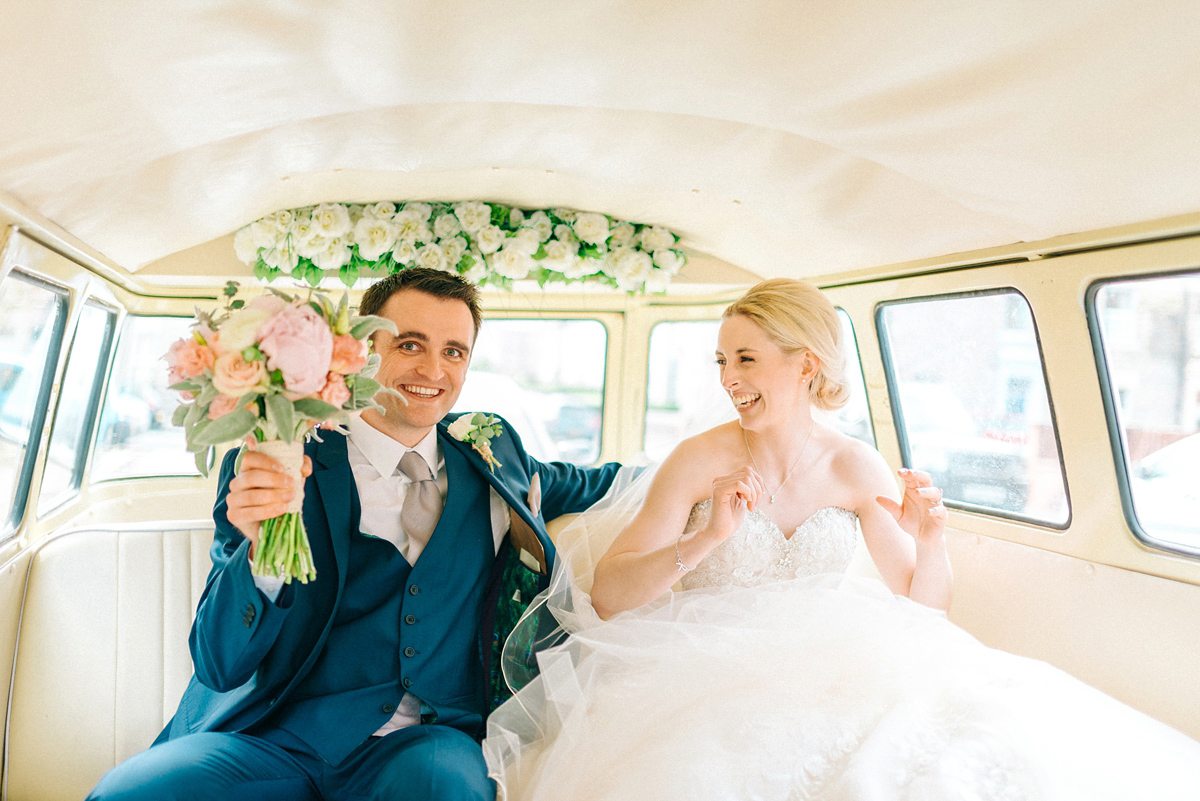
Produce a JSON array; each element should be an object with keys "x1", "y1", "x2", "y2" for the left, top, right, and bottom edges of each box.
[{"x1": 742, "y1": 422, "x2": 814, "y2": 504}]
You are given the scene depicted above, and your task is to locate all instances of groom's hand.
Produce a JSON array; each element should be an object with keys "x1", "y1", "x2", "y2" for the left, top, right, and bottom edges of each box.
[{"x1": 226, "y1": 443, "x2": 313, "y2": 554}]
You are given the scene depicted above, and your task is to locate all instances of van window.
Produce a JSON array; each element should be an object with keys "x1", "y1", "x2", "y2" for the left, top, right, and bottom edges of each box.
[
  {"x1": 0, "y1": 272, "x2": 67, "y2": 535},
  {"x1": 93, "y1": 316, "x2": 197, "y2": 480},
  {"x1": 1090, "y1": 271, "x2": 1200, "y2": 553},
  {"x1": 878, "y1": 290, "x2": 1070, "y2": 526},
  {"x1": 38, "y1": 302, "x2": 116, "y2": 513},
  {"x1": 455, "y1": 318, "x2": 607, "y2": 464},
  {"x1": 643, "y1": 311, "x2": 873, "y2": 462}
]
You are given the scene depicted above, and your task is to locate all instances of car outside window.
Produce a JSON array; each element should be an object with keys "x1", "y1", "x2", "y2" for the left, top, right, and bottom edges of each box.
[
  {"x1": 0, "y1": 272, "x2": 67, "y2": 535},
  {"x1": 456, "y1": 318, "x2": 607, "y2": 465},
  {"x1": 1091, "y1": 271, "x2": 1200, "y2": 553},
  {"x1": 878, "y1": 290, "x2": 1070, "y2": 526},
  {"x1": 643, "y1": 311, "x2": 873, "y2": 462},
  {"x1": 92, "y1": 316, "x2": 197, "y2": 480}
]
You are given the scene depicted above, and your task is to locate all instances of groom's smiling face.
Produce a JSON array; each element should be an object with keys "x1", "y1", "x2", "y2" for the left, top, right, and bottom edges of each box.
[{"x1": 365, "y1": 288, "x2": 476, "y2": 446}]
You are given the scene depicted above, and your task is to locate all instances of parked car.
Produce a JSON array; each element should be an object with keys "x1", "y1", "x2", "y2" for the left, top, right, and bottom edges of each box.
[{"x1": 1129, "y1": 433, "x2": 1200, "y2": 545}]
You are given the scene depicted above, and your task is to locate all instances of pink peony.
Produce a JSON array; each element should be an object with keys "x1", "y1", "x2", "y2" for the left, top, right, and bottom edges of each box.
[
  {"x1": 329, "y1": 334, "x2": 368, "y2": 374},
  {"x1": 258, "y1": 303, "x2": 334, "y2": 395},
  {"x1": 206, "y1": 393, "x2": 240, "y2": 420},
  {"x1": 212, "y1": 351, "x2": 268, "y2": 396},
  {"x1": 318, "y1": 372, "x2": 351, "y2": 408},
  {"x1": 165, "y1": 336, "x2": 215, "y2": 384}
]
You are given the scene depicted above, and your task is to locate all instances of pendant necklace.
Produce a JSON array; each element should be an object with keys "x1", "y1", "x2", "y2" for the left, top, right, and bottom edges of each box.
[{"x1": 742, "y1": 421, "x2": 814, "y2": 504}]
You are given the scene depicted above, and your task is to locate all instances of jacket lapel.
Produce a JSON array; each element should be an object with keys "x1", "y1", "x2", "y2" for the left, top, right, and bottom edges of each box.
[{"x1": 311, "y1": 432, "x2": 354, "y2": 594}]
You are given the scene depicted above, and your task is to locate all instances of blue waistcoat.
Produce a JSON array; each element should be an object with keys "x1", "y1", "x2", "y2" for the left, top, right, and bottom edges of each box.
[{"x1": 264, "y1": 442, "x2": 495, "y2": 765}]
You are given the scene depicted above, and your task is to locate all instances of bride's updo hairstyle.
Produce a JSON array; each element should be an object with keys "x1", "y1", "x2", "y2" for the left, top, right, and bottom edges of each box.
[{"x1": 723, "y1": 278, "x2": 850, "y2": 410}]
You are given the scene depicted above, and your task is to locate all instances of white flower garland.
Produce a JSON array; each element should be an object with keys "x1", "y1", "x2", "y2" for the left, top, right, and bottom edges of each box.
[{"x1": 233, "y1": 201, "x2": 687, "y2": 293}]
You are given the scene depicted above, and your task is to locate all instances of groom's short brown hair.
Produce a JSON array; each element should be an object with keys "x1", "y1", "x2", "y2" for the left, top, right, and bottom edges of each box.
[{"x1": 359, "y1": 268, "x2": 483, "y2": 337}]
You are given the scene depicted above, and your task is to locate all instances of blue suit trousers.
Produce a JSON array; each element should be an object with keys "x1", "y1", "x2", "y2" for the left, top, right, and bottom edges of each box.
[{"x1": 86, "y1": 725, "x2": 494, "y2": 801}]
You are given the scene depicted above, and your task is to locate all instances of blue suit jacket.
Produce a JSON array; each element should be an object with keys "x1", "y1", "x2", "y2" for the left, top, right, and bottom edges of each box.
[{"x1": 157, "y1": 413, "x2": 620, "y2": 745}]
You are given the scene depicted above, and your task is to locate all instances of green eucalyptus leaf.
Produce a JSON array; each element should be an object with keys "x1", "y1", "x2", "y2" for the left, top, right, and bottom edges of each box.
[
  {"x1": 349, "y1": 315, "x2": 398, "y2": 340},
  {"x1": 293, "y1": 397, "x2": 340, "y2": 420},
  {"x1": 192, "y1": 407, "x2": 257, "y2": 445},
  {"x1": 265, "y1": 393, "x2": 294, "y2": 441},
  {"x1": 171, "y1": 404, "x2": 190, "y2": 427}
]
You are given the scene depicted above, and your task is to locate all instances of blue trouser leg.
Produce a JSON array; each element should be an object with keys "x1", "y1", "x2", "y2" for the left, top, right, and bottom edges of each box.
[
  {"x1": 336, "y1": 726, "x2": 495, "y2": 801},
  {"x1": 86, "y1": 731, "x2": 319, "y2": 801}
]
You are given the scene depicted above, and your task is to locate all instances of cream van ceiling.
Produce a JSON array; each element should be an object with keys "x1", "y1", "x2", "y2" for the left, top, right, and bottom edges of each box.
[{"x1": 2, "y1": 1, "x2": 1199, "y2": 284}]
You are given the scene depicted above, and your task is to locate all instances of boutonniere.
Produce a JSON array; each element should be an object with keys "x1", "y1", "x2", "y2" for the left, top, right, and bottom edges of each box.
[{"x1": 447, "y1": 412, "x2": 504, "y2": 472}]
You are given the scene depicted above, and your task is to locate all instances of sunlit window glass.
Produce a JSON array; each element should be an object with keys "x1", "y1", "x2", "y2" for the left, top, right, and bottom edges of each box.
[
  {"x1": 457, "y1": 319, "x2": 607, "y2": 464},
  {"x1": 38, "y1": 303, "x2": 115, "y2": 513},
  {"x1": 643, "y1": 312, "x2": 873, "y2": 462},
  {"x1": 1092, "y1": 272, "x2": 1200, "y2": 552},
  {"x1": 0, "y1": 273, "x2": 67, "y2": 534},
  {"x1": 93, "y1": 316, "x2": 197, "y2": 480},
  {"x1": 879, "y1": 290, "x2": 1069, "y2": 525}
]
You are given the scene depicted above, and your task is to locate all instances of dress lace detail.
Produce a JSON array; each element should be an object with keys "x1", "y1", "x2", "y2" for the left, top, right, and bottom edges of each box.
[{"x1": 680, "y1": 500, "x2": 857, "y2": 590}]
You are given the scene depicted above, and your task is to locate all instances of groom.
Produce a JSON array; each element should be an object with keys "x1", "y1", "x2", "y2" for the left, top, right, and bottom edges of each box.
[{"x1": 88, "y1": 268, "x2": 622, "y2": 800}]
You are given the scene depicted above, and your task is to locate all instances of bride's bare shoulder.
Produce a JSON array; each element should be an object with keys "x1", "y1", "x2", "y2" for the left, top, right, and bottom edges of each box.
[{"x1": 654, "y1": 422, "x2": 746, "y2": 489}]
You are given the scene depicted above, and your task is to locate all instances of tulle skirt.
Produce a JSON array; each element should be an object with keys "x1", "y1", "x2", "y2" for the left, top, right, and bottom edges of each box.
[{"x1": 484, "y1": 574, "x2": 1200, "y2": 800}]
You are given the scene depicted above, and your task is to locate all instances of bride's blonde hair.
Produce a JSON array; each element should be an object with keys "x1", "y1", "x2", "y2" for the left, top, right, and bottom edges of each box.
[{"x1": 723, "y1": 278, "x2": 850, "y2": 410}]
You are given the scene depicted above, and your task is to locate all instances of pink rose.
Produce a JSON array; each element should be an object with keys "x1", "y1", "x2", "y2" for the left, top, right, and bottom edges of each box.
[
  {"x1": 318, "y1": 372, "x2": 351, "y2": 408},
  {"x1": 165, "y1": 336, "x2": 215, "y2": 383},
  {"x1": 212, "y1": 351, "x2": 268, "y2": 396},
  {"x1": 206, "y1": 393, "x2": 240, "y2": 420},
  {"x1": 329, "y1": 334, "x2": 368, "y2": 374},
  {"x1": 258, "y1": 304, "x2": 333, "y2": 395}
]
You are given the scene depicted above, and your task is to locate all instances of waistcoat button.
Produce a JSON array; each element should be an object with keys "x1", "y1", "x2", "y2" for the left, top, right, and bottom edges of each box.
[
  {"x1": 403, "y1": 677, "x2": 413, "y2": 688},
  {"x1": 405, "y1": 614, "x2": 417, "y2": 624},
  {"x1": 408, "y1": 584, "x2": 420, "y2": 595},
  {"x1": 381, "y1": 703, "x2": 395, "y2": 714},
  {"x1": 403, "y1": 646, "x2": 416, "y2": 658}
]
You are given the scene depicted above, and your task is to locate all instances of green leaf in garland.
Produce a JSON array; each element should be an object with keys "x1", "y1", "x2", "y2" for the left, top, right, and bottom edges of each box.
[{"x1": 338, "y1": 263, "x2": 359, "y2": 287}]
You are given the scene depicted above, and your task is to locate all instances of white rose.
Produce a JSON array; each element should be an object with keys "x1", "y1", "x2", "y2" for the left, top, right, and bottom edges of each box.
[
  {"x1": 447, "y1": 415, "x2": 474, "y2": 441},
  {"x1": 539, "y1": 239, "x2": 578, "y2": 274},
  {"x1": 263, "y1": 237, "x2": 300, "y2": 272},
  {"x1": 353, "y1": 217, "x2": 398, "y2": 262},
  {"x1": 644, "y1": 268, "x2": 672, "y2": 294},
  {"x1": 524, "y1": 211, "x2": 553, "y2": 242},
  {"x1": 639, "y1": 225, "x2": 676, "y2": 252},
  {"x1": 476, "y1": 224, "x2": 506, "y2": 254},
  {"x1": 509, "y1": 208, "x2": 525, "y2": 226},
  {"x1": 553, "y1": 224, "x2": 577, "y2": 244},
  {"x1": 552, "y1": 207, "x2": 578, "y2": 223},
  {"x1": 609, "y1": 222, "x2": 635, "y2": 248},
  {"x1": 454, "y1": 201, "x2": 492, "y2": 234},
  {"x1": 434, "y1": 213, "x2": 462, "y2": 239},
  {"x1": 463, "y1": 257, "x2": 489, "y2": 284},
  {"x1": 220, "y1": 306, "x2": 274, "y2": 351},
  {"x1": 311, "y1": 238, "x2": 352, "y2": 271},
  {"x1": 296, "y1": 232, "x2": 329, "y2": 259},
  {"x1": 613, "y1": 249, "x2": 653, "y2": 291},
  {"x1": 415, "y1": 243, "x2": 448, "y2": 272},
  {"x1": 289, "y1": 210, "x2": 314, "y2": 242},
  {"x1": 395, "y1": 208, "x2": 433, "y2": 243},
  {"x1": 233, "y1": 225, "x2": 259, "y2": 264},
  {"x1": 403, "y1": 201, "x2": 433, "y2": 221},
  {"x1": 392, "y1": 240, "x2": 417, "y2": 265},
  {"x1": 567, "y1": 256, "x2": 604, "y2": 279},
  {"x1": 310, "y1": 203, "x2": 352, "y2": 239},
  {"x1": 250, "y1": 218, "x2": 279, "y2": 249},
  {"x1": 440, "y1": 236, "x2": 466, "y2": 267},
  {"x1": 271, "y1": 209, "x2": 295, "y2": 231},
  {"x1": 511, "y1": 227, "x2": 541, "y2": 255},
  {"x1": 572, "y1": 212, "x2": 610, "y2": 245},
  {"x1": 653, "y1": 248, "x2": 686, "y2": 275},
  {"x1": 489, "y1": 244, "x2": 534, "y2": 279},
  {"x1": 363, "y1": 201, "x2": 397, "y2": 219}
]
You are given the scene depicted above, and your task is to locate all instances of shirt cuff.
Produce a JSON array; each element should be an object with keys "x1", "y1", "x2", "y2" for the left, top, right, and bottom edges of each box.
[{"x1": 252, "y1": 573, "x2": 286, "y2": 602}]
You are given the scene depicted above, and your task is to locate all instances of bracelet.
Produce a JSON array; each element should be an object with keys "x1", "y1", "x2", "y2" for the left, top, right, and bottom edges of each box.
[{"x1": 674, "y1": 533, "x2": 695, "y2": 572}]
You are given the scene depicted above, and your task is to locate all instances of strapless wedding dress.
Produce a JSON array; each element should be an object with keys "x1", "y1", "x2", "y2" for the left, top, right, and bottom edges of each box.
[{"x1": 483, "y1": 502, "x2": 1200, "y2": 800}]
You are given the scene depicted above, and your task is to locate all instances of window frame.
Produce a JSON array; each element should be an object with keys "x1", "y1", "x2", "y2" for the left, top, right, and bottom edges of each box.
[
  {"x1": 1087, "y1": 267, "x2": 1200, "y2": 558},
  {"x1": 875, "y1": 286, "x2": 1073, "y2": 529},
  {"x1": 37, "y1": 299, "x2": 118, "y2": 514},
  {"x1": 0, "y1": 270, "x2": 69, "y2": 538}
]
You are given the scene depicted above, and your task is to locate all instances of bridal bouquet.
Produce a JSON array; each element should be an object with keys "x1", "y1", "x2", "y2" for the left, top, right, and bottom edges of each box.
[{"x1": 165, "y1": 283, "x2": 396, "y2": 583}]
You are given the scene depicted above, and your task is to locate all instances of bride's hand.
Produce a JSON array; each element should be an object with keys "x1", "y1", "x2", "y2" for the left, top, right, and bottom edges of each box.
[
  {"x1": 705, "y1": 467, "x2": 766, "y2": 543},
  {"x1": 876, "y1": 468, "x2": 946, "y2": 543}
]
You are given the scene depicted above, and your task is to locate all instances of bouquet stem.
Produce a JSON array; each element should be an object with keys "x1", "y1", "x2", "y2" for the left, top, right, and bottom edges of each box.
[{"x1": 249, "y1": 439, "x2": 317, "y2": 584}]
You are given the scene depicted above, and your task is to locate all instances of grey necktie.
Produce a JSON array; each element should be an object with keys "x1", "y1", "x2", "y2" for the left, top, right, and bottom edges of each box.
[{"x1": 398, "y1": 451, "x2": 443, "y2": 554}]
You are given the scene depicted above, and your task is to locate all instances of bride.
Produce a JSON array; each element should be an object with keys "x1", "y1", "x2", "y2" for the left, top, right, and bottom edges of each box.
[{"x1": 483, "y1": 279, "x2": 1200, "y2": 800}]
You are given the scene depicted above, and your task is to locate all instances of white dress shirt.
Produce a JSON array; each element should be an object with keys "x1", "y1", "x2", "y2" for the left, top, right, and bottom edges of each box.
[{"x1": 252, "y1": 415, "x2": 511, "y2": 733}]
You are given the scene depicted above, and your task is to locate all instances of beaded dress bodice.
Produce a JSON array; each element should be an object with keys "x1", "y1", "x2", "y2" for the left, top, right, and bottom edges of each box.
[{"x1": 679, "y1": 500, "x2": 857, "y2": 590}]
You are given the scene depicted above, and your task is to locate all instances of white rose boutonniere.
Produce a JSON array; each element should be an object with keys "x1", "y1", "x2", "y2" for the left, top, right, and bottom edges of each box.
[{"x1": 448, "y1": 412, "x2": 504, "y2": 472}]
